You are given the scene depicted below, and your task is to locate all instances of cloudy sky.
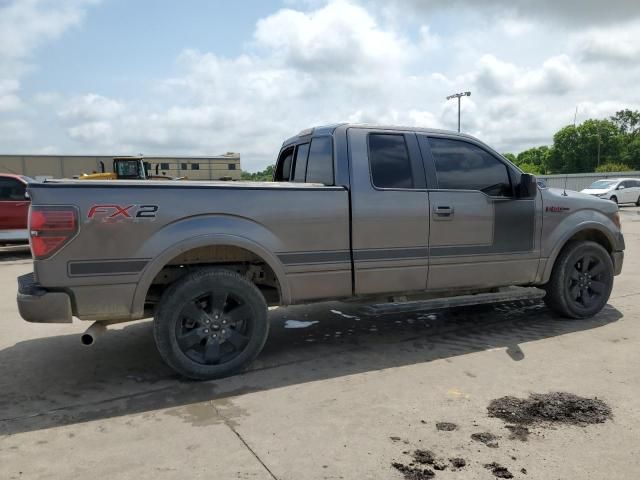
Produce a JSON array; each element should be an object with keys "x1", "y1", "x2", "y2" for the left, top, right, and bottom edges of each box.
[{"x1": 1, "y1": 0, "x2": 639, "y2": 171}]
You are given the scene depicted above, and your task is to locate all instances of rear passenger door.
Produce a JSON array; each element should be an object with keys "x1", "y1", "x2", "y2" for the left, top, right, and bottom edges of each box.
[
  {"x1": 348, "y1": 128, "x2": 430, "y2": 295},
  {"x1": 419, "y1": 135, "x2": 539, "y2": 290}
]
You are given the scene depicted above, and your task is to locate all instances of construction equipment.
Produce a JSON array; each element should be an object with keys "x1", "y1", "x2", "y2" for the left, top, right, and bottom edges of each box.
[{"x1": 78, "y1": 156, "x2": 154, "y2": 180}]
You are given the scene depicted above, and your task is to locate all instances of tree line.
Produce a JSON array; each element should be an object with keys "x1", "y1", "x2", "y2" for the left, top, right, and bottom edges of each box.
[{"x1": 503, "y1": 109, "x2": 640, "y2": 175}]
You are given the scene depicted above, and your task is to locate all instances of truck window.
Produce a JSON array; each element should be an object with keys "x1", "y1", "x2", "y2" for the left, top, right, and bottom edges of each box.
[
  {"x1": 292, "y1": 143, "x2": 310, "y2": 182},
  {"x1": 429, "y1": 137, "x2": 512, "y2": 197},
  {"x1": 368, "y1": 134, "x2": 414, "y2": 189},
  {"x1": 274, "y1": 147, "x2": 294, "y2": 181},
  {"x1": 305, "y1": 137, "x2": 334, "y2": 185},
  {"x1": 0, "y1": 178, "x2": 26, "y2": 201}
]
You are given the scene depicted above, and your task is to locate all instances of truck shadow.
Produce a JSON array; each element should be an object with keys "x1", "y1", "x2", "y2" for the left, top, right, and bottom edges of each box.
[{"x1": 0, "y1": 300, "x2": 622, "y2": 435}]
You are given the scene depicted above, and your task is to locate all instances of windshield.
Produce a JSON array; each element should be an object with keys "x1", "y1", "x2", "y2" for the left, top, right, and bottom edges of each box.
[{"x1": 588, "y1": 180, "x2": 617, "y2": 189}]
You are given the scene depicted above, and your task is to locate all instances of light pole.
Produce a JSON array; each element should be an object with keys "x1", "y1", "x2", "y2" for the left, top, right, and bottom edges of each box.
[{"x1": 446, "y1": 91, "x2": 471, "y2": 132}]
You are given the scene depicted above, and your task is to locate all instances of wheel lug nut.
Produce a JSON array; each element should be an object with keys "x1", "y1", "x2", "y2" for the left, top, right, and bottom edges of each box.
[{"x1": 203, "y1": 329, "x2": 209, "y2": 334}]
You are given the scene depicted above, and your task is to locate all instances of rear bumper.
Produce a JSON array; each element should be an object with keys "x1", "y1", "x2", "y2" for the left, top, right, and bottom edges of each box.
[
  {"x1": 613, "y1": 251, "x2": 624, "y2": 276},
  {"x1": 0, "y1": 229, "x2": 28, "y2": 242},
  {"x1": 17, "y1": 273, "x2": 73, "y2": 323}
]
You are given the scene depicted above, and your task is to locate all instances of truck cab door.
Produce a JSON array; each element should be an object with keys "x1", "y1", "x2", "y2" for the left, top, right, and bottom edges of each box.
[
  {"x1": 348, "y1": 128, "x2": 429, "y2": 295},
  {"x1": 418, "y1": 135, "x2": 540, "y2": 291}
]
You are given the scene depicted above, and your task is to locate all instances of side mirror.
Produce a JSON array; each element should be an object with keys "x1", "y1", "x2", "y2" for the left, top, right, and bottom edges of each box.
[
  {"x1": 618, "y1": 185, "x2": 625, "y2": 190},
  {"x1": 24, "y1": 191, "x2": 30, "y2": 200},
  {"x1": 518, "y1": 173, "x2": 537, "y2": 199}
]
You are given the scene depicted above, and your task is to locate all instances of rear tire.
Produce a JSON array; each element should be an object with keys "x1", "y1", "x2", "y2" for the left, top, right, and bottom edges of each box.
[
  {"x1": 544, "y1": 241, "x2": 613, "y2": 319},
  {"x1": 154, "y1": 268, "x2": 269, "y2": 380}
]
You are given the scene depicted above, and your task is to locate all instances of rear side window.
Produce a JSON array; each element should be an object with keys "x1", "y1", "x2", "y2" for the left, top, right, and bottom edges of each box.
[
  {"x1": 429, "y1": 138, "x2": 512, "y2": 197},
  {"x1": 305, "y1": 137, "x2": 334, "y2": 185},
  {"x1": 0, "y1": 178, "x2": 26, "y2": 201},
  {"x1": 368, "y1": 134, "x2": 413, "y2": 189},
  {"x1": 292, "y1": 143, "x2": 310, "y2": 182},
  {"x1": 274, "y1": 147, "x2": 294, "y2": 181}
]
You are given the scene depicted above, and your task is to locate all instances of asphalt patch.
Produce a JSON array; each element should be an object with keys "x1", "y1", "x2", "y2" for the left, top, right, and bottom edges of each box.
[
  {"x1": 435, "y1": 422, "x2": 457, "y2": 431},
  {"x1": 484, "y1": 462, "x2": 514, "y2": 479},
  {"x1": 392, "y1": 449, "x2": 455, "y2": 478},
  {"x1": 412, "y1": 450, "x2": 447, "y2": 470},
  {"x1": 488, "y1": 392, "x2": 612, "y2": 426},
  {"x1": 392, "y1": 462, "x2": 435, "y2": 480},
  {"x1": 470, "y1": 432, "x2": 499, "y2": 448},
  {"x1": 505, "y1": 424, "x2": 530, "y2": 441}
]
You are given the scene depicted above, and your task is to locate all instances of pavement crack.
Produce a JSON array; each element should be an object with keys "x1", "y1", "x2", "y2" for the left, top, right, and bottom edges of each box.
[{"x1": 211, "y1": 401, "x2": 279, "y2": 480}]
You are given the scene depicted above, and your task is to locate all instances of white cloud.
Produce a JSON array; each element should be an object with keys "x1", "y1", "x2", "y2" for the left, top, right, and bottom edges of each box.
[
  {"x1": 60, "y1": 94, "x2": 125, "y2": 120},
  {"x1": 574, "y1": 21, "x2": 640, "y2": 63},
  {"x1": 0, "y1": 0, "x2": 95, "y2": 60},
  {"x1": 0, "y1": 79, "x2": 22, "y2": 112},
  {"x1": 473, "y1": 54, "x2": 583, "y2": 96},
  {"x1": 379, "y1": 0, "x2": 640, "y2": 26}
]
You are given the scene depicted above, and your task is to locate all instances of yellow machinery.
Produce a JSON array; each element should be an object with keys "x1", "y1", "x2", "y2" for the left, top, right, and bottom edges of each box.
[{"x1": 78, "y1": 157, "x2": 150, "y2": 180}]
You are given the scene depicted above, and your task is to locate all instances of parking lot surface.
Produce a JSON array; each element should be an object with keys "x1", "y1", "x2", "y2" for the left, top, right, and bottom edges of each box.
[{"x1": 2, "y1": 207, "x2": 640, "y2": 479}]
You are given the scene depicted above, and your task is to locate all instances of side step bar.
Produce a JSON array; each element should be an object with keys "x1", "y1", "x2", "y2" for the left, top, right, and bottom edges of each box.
[{"x1": 361, "y1": 287, "x2": 546, "y2": 316}]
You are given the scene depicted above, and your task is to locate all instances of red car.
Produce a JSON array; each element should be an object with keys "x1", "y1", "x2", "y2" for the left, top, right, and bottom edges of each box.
[{"x1": 0, "y1": 173, "x2": 31, "y2": 242}]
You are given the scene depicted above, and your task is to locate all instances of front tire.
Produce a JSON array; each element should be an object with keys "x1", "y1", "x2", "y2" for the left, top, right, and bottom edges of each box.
[
  {"x1": 610, "y1": 195, "x2": 618, "y2": 204},
  {"x1": 544, "y1": 241, "x2": 614, "y2": 319},
  {"x1": 154, "y1": 268, "x2": 269, "y2": 380}
]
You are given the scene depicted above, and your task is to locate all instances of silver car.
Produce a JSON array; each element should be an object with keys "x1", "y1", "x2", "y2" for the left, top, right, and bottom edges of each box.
[{"x1": 581, "y1": 178, "x2": 640, "y2": 205}]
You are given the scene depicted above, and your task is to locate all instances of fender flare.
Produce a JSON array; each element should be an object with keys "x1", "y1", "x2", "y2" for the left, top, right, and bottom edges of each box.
[
  {"x1": 130, "y1": 233, "x2": 291, "y2": 318},
  {"x1": 541, "y1": 220, "x2": 618, "y2": 283}
]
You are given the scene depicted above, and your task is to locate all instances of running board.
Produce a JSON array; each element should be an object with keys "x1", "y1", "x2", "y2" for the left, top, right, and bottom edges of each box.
[{"x1": 361, "y1": 287, "x2": 546, "y2": 316}]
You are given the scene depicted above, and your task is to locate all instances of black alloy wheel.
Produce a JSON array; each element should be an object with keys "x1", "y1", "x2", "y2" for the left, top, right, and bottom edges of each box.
[{"x1": 154, "y1": 268, "x2": 269, "y2": 380}]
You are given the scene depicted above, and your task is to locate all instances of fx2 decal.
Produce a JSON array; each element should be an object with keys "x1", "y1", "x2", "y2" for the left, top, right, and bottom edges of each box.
[
  {"x1": 87, "y1": 204, "x2": 159, "y2": 222},
  {"x1": 545, "y1": 206, "x2": 570, "y2": 213}
]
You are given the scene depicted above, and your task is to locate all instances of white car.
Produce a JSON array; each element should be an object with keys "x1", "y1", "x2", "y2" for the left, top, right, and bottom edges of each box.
[{"x1": 581, "y1": 178, "x2": 640, "y2": 205}]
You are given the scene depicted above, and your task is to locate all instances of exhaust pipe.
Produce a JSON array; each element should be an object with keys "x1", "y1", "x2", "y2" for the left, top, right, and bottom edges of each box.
[{"x1": 81, "y1": 322, "x2": 107, "y2": 346}]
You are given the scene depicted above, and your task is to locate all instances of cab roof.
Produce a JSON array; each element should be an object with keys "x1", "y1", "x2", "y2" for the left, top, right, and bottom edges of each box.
[{"x1": 281, "y1": 123, "x2": 479, "y2": 147}]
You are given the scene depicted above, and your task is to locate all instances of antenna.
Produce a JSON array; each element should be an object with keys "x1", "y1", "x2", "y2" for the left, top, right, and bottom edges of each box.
[{"x1": 562, "y1": 174, "x2": 568, "y2": 196}]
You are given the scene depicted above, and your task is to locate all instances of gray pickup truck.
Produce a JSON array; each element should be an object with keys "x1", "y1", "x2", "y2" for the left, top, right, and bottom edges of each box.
[{"x1": 18, "y1": 124, "x2": 624, "y2": 379}]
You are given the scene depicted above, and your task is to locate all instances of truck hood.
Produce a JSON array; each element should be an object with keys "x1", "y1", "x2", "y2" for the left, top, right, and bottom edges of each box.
[{"x1": 544, "y1": 188, "x2": 618, "y2": 214}]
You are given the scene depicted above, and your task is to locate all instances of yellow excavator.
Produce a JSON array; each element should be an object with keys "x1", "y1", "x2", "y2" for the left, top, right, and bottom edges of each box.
[{"x1": 78, "y1": 156, "x2": 182, "y2": 180}]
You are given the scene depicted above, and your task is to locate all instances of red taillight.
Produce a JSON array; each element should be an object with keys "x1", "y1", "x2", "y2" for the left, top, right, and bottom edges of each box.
[{"x1": 29, "y1": 206, "x2": 78, "y2": 259}]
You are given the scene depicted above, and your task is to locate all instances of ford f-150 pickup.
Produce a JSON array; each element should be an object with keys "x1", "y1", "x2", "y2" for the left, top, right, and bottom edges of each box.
[{"x1": 17, "y1": 124, "x2": 625, "y2": 379}]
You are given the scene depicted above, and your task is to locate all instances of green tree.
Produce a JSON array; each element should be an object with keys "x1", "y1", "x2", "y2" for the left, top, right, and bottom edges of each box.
[
  {"x1": 621, "y1": 136, "x2": 640, "y2": 170},
  {"x1": 516, "y1": 162, "x2": 544, "y2": 174},
  {"x1": 516, "y1": 146, "x2": 551, "y2": 174},
  {"x1": 610, "y1": 109, "x2": 640, "y2": 137},
  {"x1": 241, "y1": 164, "x2": 274, "y2": 181},
  {"x1": 502, "y1": 153, "x2": 517, "y2": 163},
  {"x1": 548, "y1": 120, "x2": 623, "y2": 173}
]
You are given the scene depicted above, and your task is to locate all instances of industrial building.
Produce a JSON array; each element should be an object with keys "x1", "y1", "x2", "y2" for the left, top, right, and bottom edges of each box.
[{"x1": 0, "y1": 153, "x2": 241, "y2": 181}]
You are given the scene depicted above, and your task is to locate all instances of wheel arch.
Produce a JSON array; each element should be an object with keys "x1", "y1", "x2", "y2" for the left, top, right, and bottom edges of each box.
[
  {"x1": 541, "y1": 223, "x2": 617, "y2": 284},
  {"x1": 131, "y1": 233, "x2": 291, "y2": 318}
]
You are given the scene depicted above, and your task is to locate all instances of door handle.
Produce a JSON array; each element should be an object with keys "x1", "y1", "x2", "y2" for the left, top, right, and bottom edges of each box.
[{"x1": 433, "y1": 205, "x2": 454, "y2": 217}]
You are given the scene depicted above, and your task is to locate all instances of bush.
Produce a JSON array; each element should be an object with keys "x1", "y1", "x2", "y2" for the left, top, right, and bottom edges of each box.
[{"x1": 595, "y1": 163, "x2": 632, "y2": 173}]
